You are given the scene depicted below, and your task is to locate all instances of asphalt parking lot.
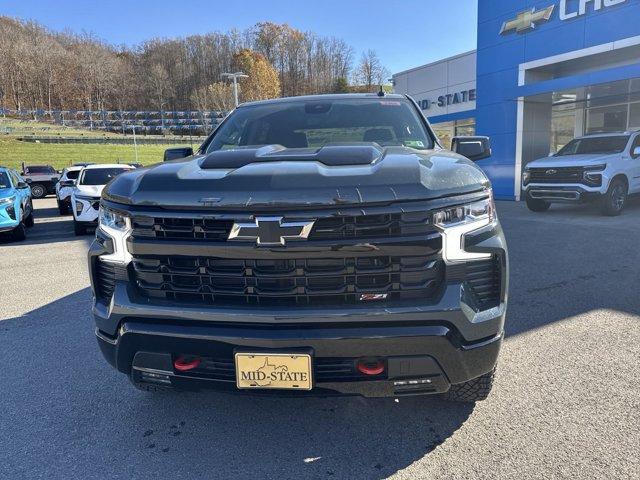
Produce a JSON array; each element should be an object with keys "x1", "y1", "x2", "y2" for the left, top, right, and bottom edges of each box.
[{"x1": 0, "y1": 197, "x2": 638, "y2": 480}]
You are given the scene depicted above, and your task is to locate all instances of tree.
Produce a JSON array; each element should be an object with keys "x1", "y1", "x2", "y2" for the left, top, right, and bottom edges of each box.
[
  {"x1": 352, "y1": 49, "x2": 390, "y2": 91},
  {"x1": 232, "y1": 49, "x2": 280, "y2": 103},
  {"x1": 332, "y1": 77, "x2": 349, "y2": 93}
]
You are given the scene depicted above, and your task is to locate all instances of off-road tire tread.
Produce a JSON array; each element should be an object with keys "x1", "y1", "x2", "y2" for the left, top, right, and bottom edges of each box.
[{"x1": 445, "y1": 368, "x2": 496, "y2": 402}]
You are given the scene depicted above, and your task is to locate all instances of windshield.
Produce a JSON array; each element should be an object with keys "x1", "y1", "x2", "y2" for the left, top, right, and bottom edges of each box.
[
  {"x1": 556, "y1": 136, "x2": 629, "y2": 156},
  {"x1": 205, "y1": 98, "x2": 433, "y2": 153},
  {"x1": 0, "y1": 171, "x2": 10, "y2": 189},
  {"x1": 79, "y1": 168, "x2": 130, "y2": 186},
  {"x1": 25, "y1": 166, "x2": 56, "y2": 174},
  {"x1": 66, "y1": 170, "x2": 80, "y2": 180}
]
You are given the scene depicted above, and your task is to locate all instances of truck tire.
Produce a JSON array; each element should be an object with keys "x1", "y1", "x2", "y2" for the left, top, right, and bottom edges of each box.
[
  {"x1": 444, "y1": 368, "x2": 496, "y2": 403},
  {"x1": 601, "y1": 178, "x2": 627, "y2": 216},
  {"x1": 30, "y1": 183, "x2": 46, "y2": 199},
  {"x1": 525, "y1": 196, "x2": 550, "y2": 212}
]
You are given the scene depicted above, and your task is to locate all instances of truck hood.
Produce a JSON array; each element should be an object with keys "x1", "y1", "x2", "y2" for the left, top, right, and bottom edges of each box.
[
  {"x1": 75, "y1": 184, "x2": 105, "y2": 198},
  {"x1": 103, "y1": 145, "x2": 491, "y2": 210},
  {"x1": 526, "y1": 153, "x2": 618, "y2": 169}
]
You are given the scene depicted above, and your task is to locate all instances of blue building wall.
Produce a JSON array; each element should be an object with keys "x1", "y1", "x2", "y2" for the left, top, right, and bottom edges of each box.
[{"x1": 475, "y1": 0, "x2": 640, "y2": 199}]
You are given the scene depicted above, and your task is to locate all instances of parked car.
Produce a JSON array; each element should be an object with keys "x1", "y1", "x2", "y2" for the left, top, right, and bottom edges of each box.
[
  {"x1": 21, "y1": 164, "x2": 60, "y2": 199},
  {"x1": 72, "y1": 164, "x2": 134, "y2": 235},
  {"x1": 89, "y1": 93, "x2": 508, "y2": 402},
  {"x1": 523, "y1": 131, "x2": 640, "y2": 215},
  {"x1": 0, "y1": 166, "x2": 34, "y2": 240},
  {"x1": 56, "y1": 166, "x2": 84, "y2": 215}
]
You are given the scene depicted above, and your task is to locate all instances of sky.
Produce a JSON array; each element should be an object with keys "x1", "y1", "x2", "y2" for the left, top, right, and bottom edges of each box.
[{"x1": 1, "y1": 0, "x2": 478, "y2": 74}]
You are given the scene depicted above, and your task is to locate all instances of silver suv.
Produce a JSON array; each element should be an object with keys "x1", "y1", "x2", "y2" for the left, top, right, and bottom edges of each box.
[{"x1": 522, "y1": 131, "x2": 640, "y2": 216}]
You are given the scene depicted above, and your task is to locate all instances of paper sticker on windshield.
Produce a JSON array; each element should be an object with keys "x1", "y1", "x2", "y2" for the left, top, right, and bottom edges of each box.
[
  {"x1": 379, "y1": 101, "x2": 401, "y2": 106},
  {"x1": 404, "y1": 140, "x2": 425, "y2": 148}
]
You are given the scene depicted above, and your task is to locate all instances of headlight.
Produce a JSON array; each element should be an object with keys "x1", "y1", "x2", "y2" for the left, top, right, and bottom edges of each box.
[
  {"x1": 98, "y1": 206, "x2": 132, "y2": 264},
  {"x1": 0, "y1": 195, "x2": 16, "y2": 205},
  {"x1": 522, "y1": 170, "x2": 530, "y2": 185},
  {"x1": 434, "y1": 195, "x2": 495, "y2": 263},
  {"x1": 99, "y1": 206, "x2": 129, "y2": 231},
  {"x1": 583, "y1": 164, "x2": 605, "y2": 186}
]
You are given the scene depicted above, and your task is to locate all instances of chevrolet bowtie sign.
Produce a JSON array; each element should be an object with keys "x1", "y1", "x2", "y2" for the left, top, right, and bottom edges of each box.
[
  {"x1": 500, "y1": 0, "x2": 628, "y2": 35},
  {"x1": 500, "y1": 5, "x2": 555, "y2": 34},
  {"x1": 228, "y1": 216, "x2": 315, "y2": 246}
]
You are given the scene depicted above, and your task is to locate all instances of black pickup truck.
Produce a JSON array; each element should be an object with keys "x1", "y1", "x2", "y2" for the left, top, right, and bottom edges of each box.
[{"x1": 89, "y1": 93, "x2": 508, "y2": 402}]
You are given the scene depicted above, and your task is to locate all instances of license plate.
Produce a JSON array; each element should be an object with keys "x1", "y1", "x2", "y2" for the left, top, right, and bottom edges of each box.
[{"x1": 234, "y1": 353, "x2": 312, "y2": 390}]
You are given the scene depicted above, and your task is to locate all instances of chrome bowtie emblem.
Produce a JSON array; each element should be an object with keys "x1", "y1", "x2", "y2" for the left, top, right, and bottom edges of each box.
[
  {"x1": 500, "y1": 5, "x2": 555, "y2": 35},
  {"x1": 228, "y1": 216, "x2": 315, "y2": 246},
  {"x1": 546, "y1": 169, "x2": 558, "y2": 175}
]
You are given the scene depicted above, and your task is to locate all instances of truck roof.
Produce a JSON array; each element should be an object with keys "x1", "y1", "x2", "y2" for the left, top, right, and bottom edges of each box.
[
  {"x1": 240, "y1": 93, "x2": 407, "y2": 108},
  {"x1": 580, "y1": 130, "x2": 639, "y2": 138},
  {"x1": 82, "y1": 163, "x2": 134, "y2": 170}
]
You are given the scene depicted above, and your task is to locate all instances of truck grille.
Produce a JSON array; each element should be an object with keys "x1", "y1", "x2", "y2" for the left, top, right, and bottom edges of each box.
[
  {"x1": 131, "y1": 212, "x2": 435, "y2": 242},
  {"x1": 527, "y1": 167, "x2": 584, "y2": 184},
  {"x1": 465, "y1": 257, "x2": 502, "y2": 310},
  {"x1": 132, "y1": 254, "x2": 444, "y2": 307}
]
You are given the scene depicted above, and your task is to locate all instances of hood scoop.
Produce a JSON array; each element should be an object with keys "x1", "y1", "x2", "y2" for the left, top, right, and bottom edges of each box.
[{"x1": 200, "y1": 144, "x2": 383, "y2": 169}]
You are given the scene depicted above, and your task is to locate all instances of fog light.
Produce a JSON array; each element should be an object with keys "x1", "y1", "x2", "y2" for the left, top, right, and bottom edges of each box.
[{"x1": 75, "y1": 201, "x2": 83, "y2": 215}]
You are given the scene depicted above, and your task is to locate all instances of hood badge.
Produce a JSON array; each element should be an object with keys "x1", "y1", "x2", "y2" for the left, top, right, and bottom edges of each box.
[{"x1": 228, "y1": 216, "x2": 315, "y2": 246}]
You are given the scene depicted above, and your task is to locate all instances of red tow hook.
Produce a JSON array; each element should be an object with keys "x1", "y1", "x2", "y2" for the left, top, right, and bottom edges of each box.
[
  {"x1": 174, "y1": 355, "x2": 201, "y2": 372},
  {"x1": 357, "y1": 358, "x2": 385, "y2": 376}
]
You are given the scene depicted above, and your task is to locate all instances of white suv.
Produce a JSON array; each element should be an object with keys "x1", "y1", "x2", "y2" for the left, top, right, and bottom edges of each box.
[
  {"x1": 523, "y1": 131, "x2": 640, "y2": 216},
  {"x1": 72, "y1": 164, "x2": 134, "y2": 235},
  {"x1": 56, "y1": 166, "x2": 84, "y2": 215}
]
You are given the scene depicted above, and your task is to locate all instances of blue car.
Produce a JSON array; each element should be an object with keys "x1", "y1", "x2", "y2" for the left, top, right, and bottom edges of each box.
[{"x1": 0, "y1": 167, "x2": 34, "y2": 240}]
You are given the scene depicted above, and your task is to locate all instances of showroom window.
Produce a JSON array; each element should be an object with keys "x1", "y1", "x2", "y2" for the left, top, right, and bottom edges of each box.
[{"x1": 431, "y1": 118, "x2": 475, "y2": 149}]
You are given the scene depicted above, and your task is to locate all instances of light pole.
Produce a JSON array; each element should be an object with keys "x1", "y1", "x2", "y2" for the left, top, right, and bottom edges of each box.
[
  {"x1": 130, "y1": 125, "x2": 139, "y2": 164},
  {"x1": 221, "y1": 72, "x2": 248, "y2": 107}
]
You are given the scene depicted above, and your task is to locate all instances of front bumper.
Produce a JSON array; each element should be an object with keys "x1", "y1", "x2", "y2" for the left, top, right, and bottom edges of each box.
[
  {"x1": 89, "y1": 218, "x2": 508, "y2": 397},
  {"x1": 96, "y1": 321, "x2": 503, "y2": 397},
  {"x1": 523, "y1": 184, "x2": 603, "y2": 203}
]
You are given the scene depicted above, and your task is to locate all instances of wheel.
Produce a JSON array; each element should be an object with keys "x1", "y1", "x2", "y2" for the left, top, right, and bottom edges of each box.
[
  {"x1": 30, "y1": 183, "x2": 46, "y2": 199},
  {"x1": 444, "y1": 368, "x2": 496, "y2": 403},
  {"x1": 24, "y1": 209, "x2": 34, "y2": 228},
  {"x1": 12, "y1": 221, "x2": 26, "y2": 241},
  {"x1": 600, "y1": 178, "x2": 628, "y2": 216},
  {"x1": 525, "y1": 195, "x2": 550, "y2": 212},
  {"x1": 57, "y1": 199, "x2": 69, "y2": 215},
  {"x1": 73, "y1": 221, "x2": 86, "y2": 236}
]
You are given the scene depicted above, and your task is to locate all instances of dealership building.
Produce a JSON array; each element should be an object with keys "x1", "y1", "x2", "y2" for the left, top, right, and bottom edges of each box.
[{"x1": 392, "y1": 0, "x2": 640, "y2": 200}]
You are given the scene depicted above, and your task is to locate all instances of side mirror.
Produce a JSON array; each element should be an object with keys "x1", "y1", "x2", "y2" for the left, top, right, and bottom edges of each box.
[
  {"x1": 164, "y1": 147, "x2": 194, "y2": 161},
  {"x1": 451, "y1": 136, "x2": 492, "y2": 162},
  {"x1": 632, "y1": 146, "x2": 640, "y2": 158},
  {"x1": 16, "y1": 181, "x2": 29, "y2": 189},
  {"x1": 60, "y1": 180, "x2": 75, "y2": 187}
]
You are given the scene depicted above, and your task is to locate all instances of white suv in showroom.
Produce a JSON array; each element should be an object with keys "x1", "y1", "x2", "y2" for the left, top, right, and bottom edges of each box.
[
  {"x1": 72, "y1": 164, "x2": 134, "y2": 235},
  {"x1": 523, "y1": 131, "x2": 640, "y2": 216}
]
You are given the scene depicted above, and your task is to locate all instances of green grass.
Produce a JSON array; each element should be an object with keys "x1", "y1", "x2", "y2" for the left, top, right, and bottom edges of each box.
[
  {"x1": 0, "y1": 118, "x2": 202, "y2": 170},
  {"x1": 0, "y1": 138, "x2": 196, "y2": 170}
]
